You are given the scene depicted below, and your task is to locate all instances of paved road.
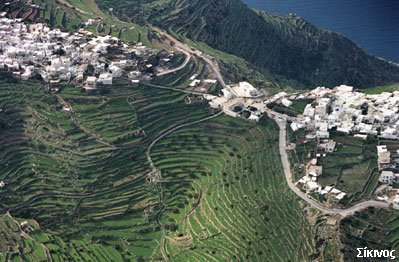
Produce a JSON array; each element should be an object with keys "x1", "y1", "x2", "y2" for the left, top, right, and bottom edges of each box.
[
  {"x1": 269, "y1": 111, "x2": 392, "y2": 216},
  {"x1": 142, "y1": 82, "x2": 208, "y2": 96},
  {"x1": 152, "y1": 27, "x2": 237, "y2": 96},
  {"x1": 157, "y1": 47, "x2": 191, "y2": 76}
]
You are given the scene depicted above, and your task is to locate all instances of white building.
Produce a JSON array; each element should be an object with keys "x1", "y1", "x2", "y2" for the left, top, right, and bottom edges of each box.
[
  {"x1": 99, "y1": 73, "x2": 113, "y2": 85},
  {"x1": 379, "y1": 171, "x2": 399, "y2": 184},
  {"x1": 281, "y1": 98, "x2": 292, "y2": 107},
  {"x1": 86, "y1": 76, "x2": 97, "y2": 89},
  {"x1": 231, "y1": 82, "x2": 263, "y2": 98},
  {"x1": 306, "y1": 181, "x2": 319, "y2": 192}
]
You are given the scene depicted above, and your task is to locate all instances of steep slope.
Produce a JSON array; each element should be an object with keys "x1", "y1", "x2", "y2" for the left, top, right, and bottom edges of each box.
[{"x1": 103, "y1": 0, "x2": 399, "y2": 88}]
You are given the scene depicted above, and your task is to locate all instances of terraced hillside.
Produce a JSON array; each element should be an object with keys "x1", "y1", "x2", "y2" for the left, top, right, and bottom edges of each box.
[
  {"x1": 99, "y1": 0, "x2": 399, "y2": 89},
  {"x1": 340, "y1": 208, "x2": 399, "y2": 261},
  {"x1": 0, "y1": 72, "x2": 214, "y2": 260},
  {"x1": 150, "y1": 116, "x2": 319, "y2": 261},
  {"x1": 0, "y1": 0, "x2": 153, "y2": 46},
  {"x1": 0, "y1": 213, "x2": 49, "y2": 261},
  {"x1": 0, "y1": 66, "x2": 327, "y2": 261}
]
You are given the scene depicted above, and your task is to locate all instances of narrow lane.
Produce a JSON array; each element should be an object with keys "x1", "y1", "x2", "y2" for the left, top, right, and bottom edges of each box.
[
  {"x1": 269, "y1": 111, "x2": 392, "y2": 216},
  {"x1": 152, "y1": 27, "x2": 237, "y2": 96},
  {"x1": 142, "y1": 82, "x2": 207, "y2": 96},
  {"x1": 156, "y1": 47, "x2": 190, "y2": 76},
  {"x1": 7, "y1": 212, "x2": 53, "y2": 262}
]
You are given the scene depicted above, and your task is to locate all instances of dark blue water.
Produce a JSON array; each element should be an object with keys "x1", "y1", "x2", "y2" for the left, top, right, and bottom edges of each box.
[{"x1": 242, "y1": 0, "x2": 399, "y2": 63}]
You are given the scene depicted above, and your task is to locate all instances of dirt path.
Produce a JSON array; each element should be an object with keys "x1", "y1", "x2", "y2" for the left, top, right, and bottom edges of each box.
[
  {"x1": 56, "y1": 0, "x2": 89, "y2": 14},
  {"x1": 55, "y1": 94, "x2": 116, "y2": 149},
  {"x1": 7, "y1": 212, "x2": 52, "y2": 262}
]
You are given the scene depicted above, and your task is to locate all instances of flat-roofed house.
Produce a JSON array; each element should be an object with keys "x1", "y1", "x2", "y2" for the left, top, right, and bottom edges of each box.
[
  {"x1": 99, "y1": 73, "x2": 112, "y2": 85},
  {"x1": 378, "y1": 171, "x2": 399, "y2": 184},
  {"x1": 377, "y1": 145, "x2": 391, "y2": 170},
  {"x1": 86, "y1": 76, "x2": 97, "y2": 89}
]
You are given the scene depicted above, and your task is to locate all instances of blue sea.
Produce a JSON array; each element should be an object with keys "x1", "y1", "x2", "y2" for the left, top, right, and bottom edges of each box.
[{"x1": 242, "y1": 0, "x2": 399, "y2": 63}]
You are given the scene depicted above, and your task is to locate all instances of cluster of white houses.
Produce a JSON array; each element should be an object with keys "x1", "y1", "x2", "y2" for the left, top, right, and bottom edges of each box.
[
  {"x1": 0, "y1": 15, "x2": 172, "y2": 88},
  {"x1": 288, "y1": 85, "x2": 399, "y2": 140},
  {"x1": 204, "y1": 82, "x2": 266, "y2": 122},
  {"x1": 297, "y1": 158, "x2": 346, "y2": 200},
  {"x1": 274, "y1": 84, "x2": 399, "y2": 201},
  {"x1": 4, "y1": 13, "x2": 399, "y2": 203}
]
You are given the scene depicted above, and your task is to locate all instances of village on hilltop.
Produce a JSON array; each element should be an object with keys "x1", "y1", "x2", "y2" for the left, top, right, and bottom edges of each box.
[
  {"x1": 206, "y1": 81, "x2": 399, "y2": 206},
  {"x1": 2, "y1": 12, "x2": 399, "y2": 208},
  {"x1": 272, "y1": 85, "x2": 399, "y2": 205},
  {"x1": 0, "y1": 13, "x2": 177, "y2": 88}
]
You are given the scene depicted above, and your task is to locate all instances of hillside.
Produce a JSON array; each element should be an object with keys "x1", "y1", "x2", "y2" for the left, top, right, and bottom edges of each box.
[
  {"x1": 103, "y1": 0, "x2": 399, "y2": 88},
  {"x1": 0, "y1": 74, "x2": 324, "y2": 261},
  {"x1": 2, "y1": 0, "x2": 399, "y2": 261}
]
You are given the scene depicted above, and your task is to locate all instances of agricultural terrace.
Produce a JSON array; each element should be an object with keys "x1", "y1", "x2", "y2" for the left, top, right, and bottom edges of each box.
[
  {"x1": 287, "y1": 122, "x2": 383, "y2": 206},
  {"x1": 0, "y1": 213, "x2": 48, "y2": 261},
  {"x1": 0, "y1": 73, "x2": 214, "y2": 261},
  {"x1": 340, "y1": 207, "x2": 399, "y2": 261},
  {"x1": 0, "y1": 67, "x2": 323, "y2": 261},
  {"x1": 150, "y1": 115, "x2": 318, "y2": 261},
  {"x1": 0, "y1": 0, "x2": 154, "y2": 47},
  {"x1": 152, "y1": 56, "x2": 220, "y2": 94}
]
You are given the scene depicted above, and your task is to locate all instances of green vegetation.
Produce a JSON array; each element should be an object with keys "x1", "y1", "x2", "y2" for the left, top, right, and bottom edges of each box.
[
  {"x1": 100, "y1": 0, "x2": 399, "y2": 89},
  {"x1": 286, "y1": 126, "x2": 381, "y2": 204},
  {"x1": 340, "y1": 208, "x2": 399, "y2": 261},
  {"x1": 359, "y1": 83, "x2": 399, "y2": 94},
  {"x1": 291, "y1": 99, "x2": 313, "y2": 112},
  {"x1": 0, "y1": 214, "x2": 48, "y2": 262},
  {"x1": 268, "y1": 99, "x2": 313, "y2": 117},
  {"x1": 152, "y1": 116, "x2": 318, "y2": 261},
  {"x1": 317, "y1": 134, "x2": 379, "y2": 202},
  {"x1": 0, "y1": 70, "x2": 320, "y2": 260},
  {"x1": 0, "y1": 73, "x2": 212, "y2": 261}
]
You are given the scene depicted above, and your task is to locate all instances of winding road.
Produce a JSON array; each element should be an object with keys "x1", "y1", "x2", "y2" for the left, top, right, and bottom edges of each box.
[
  {"x1": 156, "y1": 47, "x2": 191, "y2": 77},
  {"x1": 142, "y1": 82, "x2": 208, "y2": 96},
  {"x1": 152, "y1": 28, "x2": 235, "y2": 96},
  {"x1": 268, "y1": 110, "x2": 392, "y2": 217},
  {"x1": 155, "y1": 25, "x2": 396, "y2": 217}
]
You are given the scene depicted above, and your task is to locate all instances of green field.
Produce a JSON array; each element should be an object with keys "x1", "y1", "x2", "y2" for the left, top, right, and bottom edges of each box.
[
  {"x1": 151, "y1": 115, "x2": 318, "y2": 261},
  {"x1": 287, "y1": 126, "x2": 381, "y2": 204},
  {"x1": 340, "y1": 208, "x2": 399, "y2": 261},
  {"x1": 317, "y1": 132, "x2": 380, "y2": 203},
  {"x1": 0, "y1": 69, "x2": 324, "y2": 261},
  {"x1": 359, "y1": 83, "x2": 399, "y2": 94}
]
